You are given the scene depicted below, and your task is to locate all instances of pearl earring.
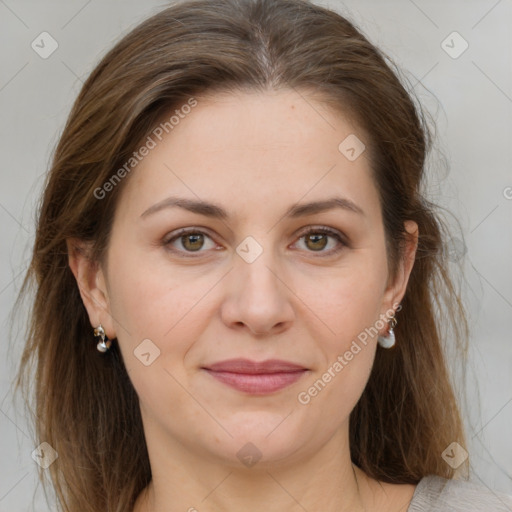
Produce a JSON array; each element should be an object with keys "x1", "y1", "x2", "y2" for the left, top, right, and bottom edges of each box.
[
  {"x1": 94, "y1": 324, "x2": 111, "y2": 353},
  {"x1": 378, "y1": 314, "x2": 397, "y2": 349}
]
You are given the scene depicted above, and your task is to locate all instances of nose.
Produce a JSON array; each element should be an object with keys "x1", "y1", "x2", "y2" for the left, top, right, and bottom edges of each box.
[{"x1": 219, "y1": 250, "x2": 295, "y2": 337}]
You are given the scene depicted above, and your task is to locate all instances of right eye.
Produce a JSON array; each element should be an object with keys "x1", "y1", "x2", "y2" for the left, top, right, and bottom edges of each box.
[{"x1": 163, "y1": 228, "x2": 220, "y2": 256}]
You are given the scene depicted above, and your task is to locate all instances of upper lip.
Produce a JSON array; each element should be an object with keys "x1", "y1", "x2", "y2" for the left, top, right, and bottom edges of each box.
[{"x1": 202, "y1": 358, "x2": 308, "y2": 374}]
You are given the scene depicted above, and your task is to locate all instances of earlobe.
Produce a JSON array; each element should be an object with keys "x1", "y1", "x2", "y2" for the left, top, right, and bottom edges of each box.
[{"x1": 66, "y1": 238, "x2": 116, "y2": 340}]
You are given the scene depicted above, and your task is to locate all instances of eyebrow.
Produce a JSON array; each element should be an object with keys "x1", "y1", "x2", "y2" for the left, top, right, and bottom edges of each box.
[{"x1": 140, "y1": 195, "x2": 365, "y2": 220}]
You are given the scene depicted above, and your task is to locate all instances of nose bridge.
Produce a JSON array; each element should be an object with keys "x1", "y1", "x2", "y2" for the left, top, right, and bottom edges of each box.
[
  {"x1": 234, "y1": 233, "x2": 283, "y2": 297},
  {"x1": 221, "y1": 232, "x2": 294, "y2": 334}
]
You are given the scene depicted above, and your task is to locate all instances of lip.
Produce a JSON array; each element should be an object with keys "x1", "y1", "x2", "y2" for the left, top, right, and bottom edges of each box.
[
  {"x1": 202, "y1": 358, "x2": 309, "y2": 395},
  {"x1": 204, "y1": 358, "x2": 308, "y2": 374}
]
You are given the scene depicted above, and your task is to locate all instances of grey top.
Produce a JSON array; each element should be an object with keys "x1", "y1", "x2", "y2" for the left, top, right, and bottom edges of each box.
[{"x1": 408, "y1": 475, "x2": 512, "y2": 511}]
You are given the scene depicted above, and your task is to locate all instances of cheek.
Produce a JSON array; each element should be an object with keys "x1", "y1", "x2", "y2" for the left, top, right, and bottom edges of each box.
[
  {"x1": 308, "y1": 346, "x2": 376, "y2": 424},
  {"x1": 290, "y1": 256, "x2": 385, "y2": 413},
  {"x1": 106, "y1": 247, "x2": 214, "y2": 373},
  {"x1": 107, "y1": 262, "x2": 211, "y2": 414},
  {"x1": 295, "y1": 256, "x2": 387, "y2": 345},
  {"x1": 296, "y1": 279, "x2": 379, "y2": 420}
]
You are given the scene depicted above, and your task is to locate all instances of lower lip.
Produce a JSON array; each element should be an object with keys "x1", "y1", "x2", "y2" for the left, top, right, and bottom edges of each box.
[{"x1": 203, "y1": 369, "x2": 307, "y2": 394}]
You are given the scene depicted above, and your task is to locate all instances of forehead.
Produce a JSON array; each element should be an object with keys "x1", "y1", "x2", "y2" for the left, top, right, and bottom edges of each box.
[{"x1": 116, "y1": 88, "x2": 379, "y2": 223}]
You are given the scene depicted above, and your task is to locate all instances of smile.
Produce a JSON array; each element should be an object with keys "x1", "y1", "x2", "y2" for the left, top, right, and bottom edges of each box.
[{"x1": 201, "y1": 358, "x2": 309, "y2": 395}]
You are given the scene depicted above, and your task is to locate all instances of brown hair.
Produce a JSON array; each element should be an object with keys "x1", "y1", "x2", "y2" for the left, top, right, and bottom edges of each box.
[{"x1": 14, "y1": 0, "x2": 469, "y2": 510}]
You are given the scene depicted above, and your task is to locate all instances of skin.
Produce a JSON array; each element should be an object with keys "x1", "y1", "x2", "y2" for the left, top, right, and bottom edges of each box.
[{"x1": 68, "y1": 89, "x2": 419, "y2": 512}]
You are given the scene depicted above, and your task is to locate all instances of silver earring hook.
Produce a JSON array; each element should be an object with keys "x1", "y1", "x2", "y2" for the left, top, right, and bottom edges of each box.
[{"x1": 94, "y1": 324, "x2": 112, "y2": 353}]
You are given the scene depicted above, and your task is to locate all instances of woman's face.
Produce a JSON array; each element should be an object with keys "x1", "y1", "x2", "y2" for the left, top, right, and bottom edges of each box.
[{"x1": 86, "y1": 89, "x2": 416, "y2": 469}]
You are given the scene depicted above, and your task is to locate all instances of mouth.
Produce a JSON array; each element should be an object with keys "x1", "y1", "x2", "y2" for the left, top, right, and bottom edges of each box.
[{"x1": 201, "y1": 358, "x2": 309, "y2": 395}]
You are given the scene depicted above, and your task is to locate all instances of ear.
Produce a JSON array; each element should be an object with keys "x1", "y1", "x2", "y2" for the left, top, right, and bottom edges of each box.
[
  {"x1": 66, "y1": 238, "x2": 117, "y2": 340},
  {"x1": 381, "y1": 220, "x2": 419, "y2": 315}
]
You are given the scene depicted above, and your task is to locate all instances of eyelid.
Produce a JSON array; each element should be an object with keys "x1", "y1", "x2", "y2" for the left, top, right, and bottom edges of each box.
[
  {"x1": 162, "y1": 225, "x2": 348, "y2": 257},
  {"x1": 162, "y1": 226, "x2": 222, "y2": 256},
  {"x1": 162, "y1": 226, "x2": 216, "y2": 244},
  {"x1": 292, "y1": 225, "x2": 348, "y2": 255}
]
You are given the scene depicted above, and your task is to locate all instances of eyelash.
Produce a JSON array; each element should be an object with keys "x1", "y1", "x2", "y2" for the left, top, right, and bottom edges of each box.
[{"x1": 162, "y1": 226, "x2": 347, "y2": 258}]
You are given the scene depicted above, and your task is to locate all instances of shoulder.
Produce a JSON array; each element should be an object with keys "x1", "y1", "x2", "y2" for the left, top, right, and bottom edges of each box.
[{"x1": 408, "y1": 474, "x2": 512, "y2": 512}]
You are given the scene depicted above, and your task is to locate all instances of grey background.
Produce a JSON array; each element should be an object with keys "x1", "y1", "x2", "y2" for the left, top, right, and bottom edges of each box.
[{"x1": 1, "y1": 0, "x2": 511, "y2": 510}]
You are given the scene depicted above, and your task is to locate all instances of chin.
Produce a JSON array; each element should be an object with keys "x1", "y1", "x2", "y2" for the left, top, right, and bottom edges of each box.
[{"x1": 203, "y1": 414, "x2": 309, "y2": 469}]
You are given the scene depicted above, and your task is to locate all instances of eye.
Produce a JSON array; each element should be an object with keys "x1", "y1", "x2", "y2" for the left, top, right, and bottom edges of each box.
[
  {"x1": 163, "y1": 226, "x2": 347, "y2": 258},
  {"x1": 163, "y1": 228, "x2": 219, "y2": 256},
  {"x1": 292, "y1": 226, "x2": 347, "y2": 255}
]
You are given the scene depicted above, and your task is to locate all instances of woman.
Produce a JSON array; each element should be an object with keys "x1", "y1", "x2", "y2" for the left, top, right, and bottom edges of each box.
[{"x1": 15, "y1": 0, "x2": 512, "y2": 510}]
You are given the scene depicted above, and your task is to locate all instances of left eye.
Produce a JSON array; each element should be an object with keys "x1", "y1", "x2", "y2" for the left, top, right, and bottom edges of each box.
[
  {"x1": 293, "y1": 227, "x2": 345, "y2": 254},
  {"x1": 163, "y1": 227, "x2": 345, "y2": 256}
]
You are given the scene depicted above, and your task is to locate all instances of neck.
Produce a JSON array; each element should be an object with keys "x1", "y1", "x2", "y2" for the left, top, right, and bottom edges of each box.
[{"x1": 133, "y1": 427, "x2": 370, "y2": 512}]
